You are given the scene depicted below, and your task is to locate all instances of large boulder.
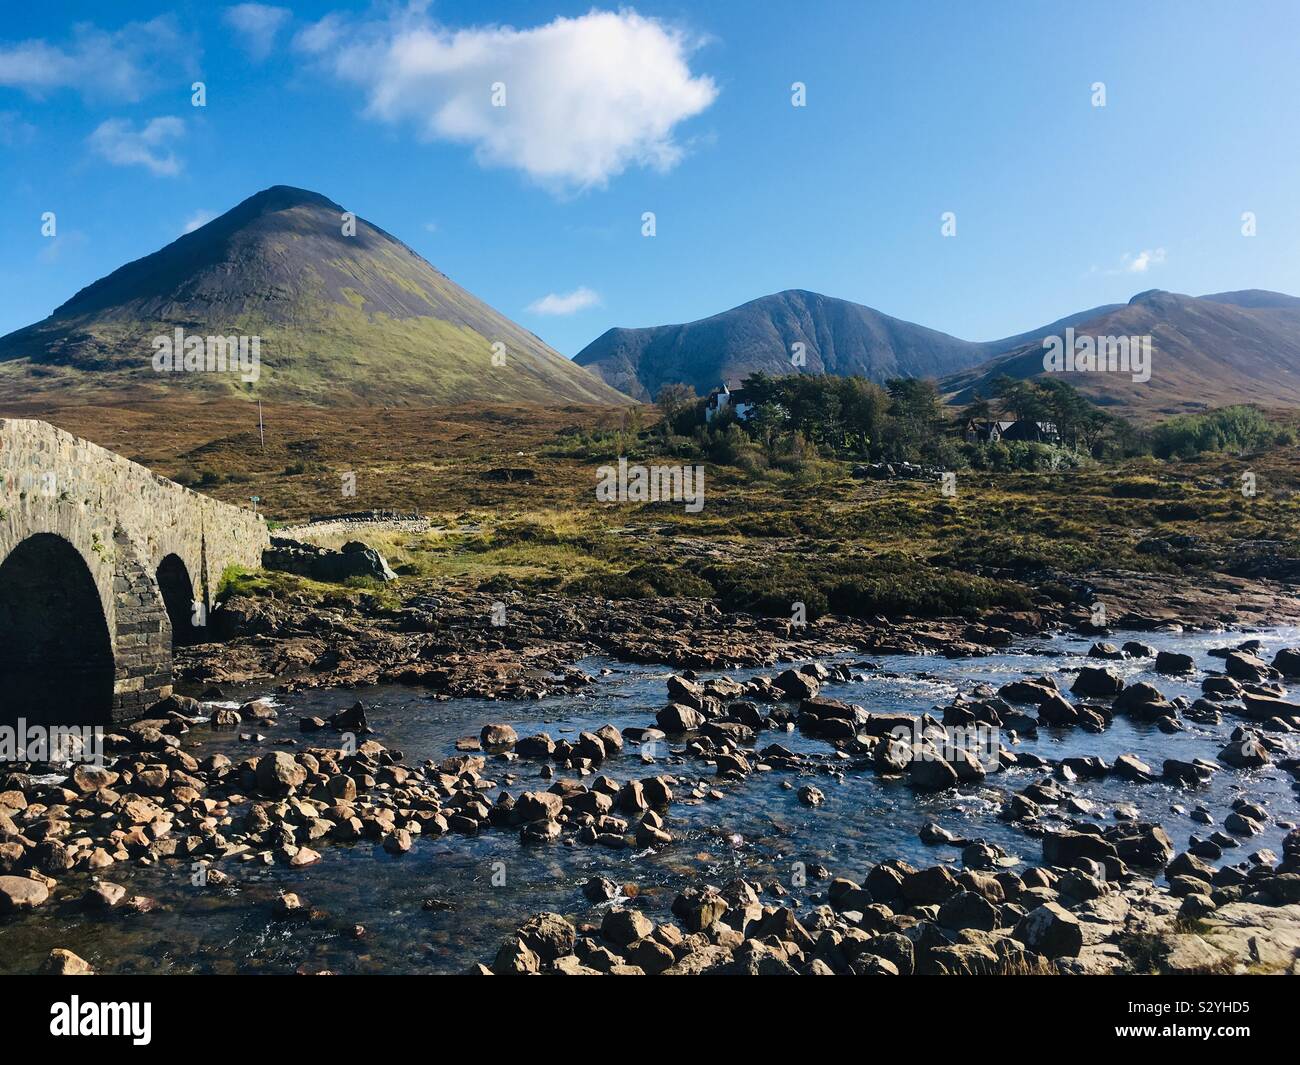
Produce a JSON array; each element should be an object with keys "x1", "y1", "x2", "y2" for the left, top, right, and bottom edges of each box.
[
  {"x1": 656, "y1": 703, "x2": 704, "y2": 733},
  {"x1": 998, "y1": 679, "x2": 1058, "y2": 705},
  {"x1": 1224, "y1": 651, "x2": 1272, "y2": 683},
  {"x1": 1014, "y1": 902, "x2": 1082, "y2": 957},
  {"x1": 0, "y1": 875, "x2": 50, "y2": 913},
  {"x1": 517, "y1": 912, "x2": 576, "y2": 960},
  {"x1": 514, "y1": 792, "x2": 564, "y2": 822},
  {"x1": 910, "y1": 755, "x2": 959, "y2": 792},
  {"x1": 264, "y1": 537, "x2": 398, "y2": 583},
  {"x1": 1042, "y1": 830, "x2": 1119, "y2": 869},
  {"x1": 1240, "y1": 693, "x2": 1300, "y2": 722},
  {"x1": 1218, "y1": 735, "x2": 1270, "y2": 769},
  {"x1": 1154, "y1": 651, "x2": 1195, "y2": 674},
  {"x1": 773, "y1": 669, "x2": 820, "y2": 701},
  {"x1": 255, "y1": 752, "x2": 306, "y2": 794},
  {"x1": 1270, "y1": 647, "x2": 1300, "y2": 677},
  {"x1": 42, "y1": 949, "x2": 94, "y2": 976},
  {"x1": 937, "y1": 890, "x2": 999, "y2": 931},
  {"x1": 900, "y1": 865, "x2": 961, "y2": 905},
  {"x1": 1071, "y1": 667, "x2": 1124, "y2": 698},
  {"x1": 480, "y1": 724, "x2": 518, "y2": 749}
]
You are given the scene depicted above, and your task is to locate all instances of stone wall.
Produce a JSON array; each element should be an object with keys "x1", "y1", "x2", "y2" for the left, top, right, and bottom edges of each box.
[{"x1": 0, "y1": 418, "x2": 269, "y2": 723}]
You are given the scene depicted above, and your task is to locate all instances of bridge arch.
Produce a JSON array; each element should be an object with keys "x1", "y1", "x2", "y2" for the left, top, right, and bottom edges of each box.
[
  {"x1": 0, "y1": 532, "x2": 115, "y2": 727},
  {"x1": 156, "y1": 552, "x2": 200, "y2": 647},
  {"x1": 0, "y1": 418, "x2": 269, "y2": 726}
]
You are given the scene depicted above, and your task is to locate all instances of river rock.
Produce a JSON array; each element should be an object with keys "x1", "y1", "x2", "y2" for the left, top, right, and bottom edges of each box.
[
  {"x1": 672, "y1": 886, "x2": 729, "y2": 931},
  {"x1": 43, "y1": 949, "x2": 94, "y2": 976},
  {"x1": 1225, "y1": 651, "x2": 1272, "y2": 683},
  {"x1": 900, "y1": 865, "x2": 960, "y2": 904},
  {"x1": 255, "y1": 752, "x2": 306, "y2": 794},
  {"x1": 657, "y1": 703, "x2": 704, "y2": 733},
  {"x1": 1271, "y1": 647, "x2": 1300, "y2": 677},
  {"x1": 601, "y1": 908, "x2": 654, "y2": 946},
  {"x1": 1071, "y1": 667, "x2": 1124, "y2": 698},
  {"x1": 998, "y1": 678, "x2": 1058, "y2": 705},
  {"x1": 518, "y1": 912, "x2": 577, "y2": 960},
  {"x1": 514, "y1": 791, "x2": 563, "y2": 822},
  {"x1": 1155, "y1": 651, "x2": 1196, "y2": 674},
  {"x1": 1114, "y1": 753, "x2": 1156, "y2": 782},
  {"x1": 480, "y1": 723, "x2": 518, "y2": 749},
  {"x1": 774, "y1": 668, "x2": 820, "y2": 701},
  {"x1": 1014, "y1": 901, "x2": 1082, "y2": 957},
  {"x1": 0, "y1": 875, "x2": 50, "y2": 913},
  {"x1": 1219, "y1": 736, "x2": 1270, "y2": 769},
  {"x1": 82, "y1": 881, "x2": 127, "y2": 910},
  {"x1": 910, "y1": 756, "x2": 959, "y2": 791},
  {"x1": 1042, "y1": 830, "x2": 1119, "y2": 869},
  {"x1": 516, "y1": 733, "x2": 555, "y2": 758},
  {"x1": 938, "y1": 890, "x2": 999, "y2": 931},
  {"x1": 70, "y1": 765, "x2": 119, "y2": 793},
  {"x1": 1241, "y1": 693, "x2": 1300, "y2": 721}
]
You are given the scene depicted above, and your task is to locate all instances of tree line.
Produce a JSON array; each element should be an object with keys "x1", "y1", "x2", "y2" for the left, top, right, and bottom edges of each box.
[{"x1": 654, "y1": 372, "x2": 1292, "y2": 469}]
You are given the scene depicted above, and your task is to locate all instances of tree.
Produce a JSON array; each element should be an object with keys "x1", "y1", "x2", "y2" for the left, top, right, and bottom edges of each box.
[
  {"x1": 958, "y1": 394, "x2": 993, "y2": 429},
  {"x1": 654, "y1": 383, "x2": 697, "y2": 437},
  {"x1": 992, "y1": 375, "x2": 1048, "y2": 421}
]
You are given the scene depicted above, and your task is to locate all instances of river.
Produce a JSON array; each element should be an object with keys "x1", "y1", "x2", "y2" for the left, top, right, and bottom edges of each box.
[{"x1": 1, "y1": 626, "x2": 1297, "y2": 974}]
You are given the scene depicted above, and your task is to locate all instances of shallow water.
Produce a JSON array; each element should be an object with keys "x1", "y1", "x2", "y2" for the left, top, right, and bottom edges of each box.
[{"x1": 2, "y1": 626, "x2": 1298, "y2": 974}]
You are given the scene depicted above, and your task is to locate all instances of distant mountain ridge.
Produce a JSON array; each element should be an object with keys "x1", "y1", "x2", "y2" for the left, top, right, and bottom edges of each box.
[
  {"x1": 575, "y1": 286, "x2": 1300, "y2": 417},
  {"x1": 942, "y1": 288, "x2": 1300, "y2": 416},
  {"x1": 573, "y1": 289, "x2": 1122, "y2": 402},
  {"x1": 0, "y1": 185, "x2": 628, "y2": 406}
]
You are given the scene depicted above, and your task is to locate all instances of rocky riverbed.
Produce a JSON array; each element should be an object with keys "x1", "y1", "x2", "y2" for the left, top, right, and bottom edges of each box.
[
  {"x1": 180, "y1": 566, "x2": 1300, "y2": 699},
  {"x1": 2, "y1": 623, "x2": 1300, "y2": 975}
]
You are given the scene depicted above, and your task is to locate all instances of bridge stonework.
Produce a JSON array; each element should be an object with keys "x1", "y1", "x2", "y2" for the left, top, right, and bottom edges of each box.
[{"x1": 0, "y1": 418, "x2": 268, "y2": 725}]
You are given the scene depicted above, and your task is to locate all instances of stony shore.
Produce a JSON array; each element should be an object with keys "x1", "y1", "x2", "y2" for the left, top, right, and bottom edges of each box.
[
  {"x1": 179, "y1": 567, "x2": 1300, "y2": 700},
  {"x1": 3, "y1": 629, "x2": 1300, "y2": 975}
]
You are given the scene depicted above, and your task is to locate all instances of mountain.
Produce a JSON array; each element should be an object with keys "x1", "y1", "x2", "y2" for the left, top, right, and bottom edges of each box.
[
  {"x1": 0, "y1": 186, "x2": 627, "y2": 406},
  {"x1": 573, "y1": 289, "x2": 1121, "y2": 402},
  {"x1": 943, "y1": 289, "x2": 1300, "y2": 416}
]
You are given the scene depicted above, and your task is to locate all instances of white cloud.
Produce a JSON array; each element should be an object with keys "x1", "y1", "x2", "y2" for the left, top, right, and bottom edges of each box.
[
  {"x1": 88, "y1": 117, "x2": 185, "y2": 176},
  {"x1": 293, "y1": 14, "x2": 347, "y2": 55},
  {"x1": 1122, "y1": 248, "x2": 1166, "y2": 273},
  {"x1": 298, "y1": 9, "x2": 717, "y2": 193},
  {"x1": 527, "y1": 286, "x2": 601, "y2": 316},
  {"x1": 182, "y1": 209, "x2": 218, "y2": 234},
  {"x1": 0, "y1": 17, "x2": 195, "y2": 103},
  {"x1": 224, "y1": 4, "x2": 292, "y2": 61}
]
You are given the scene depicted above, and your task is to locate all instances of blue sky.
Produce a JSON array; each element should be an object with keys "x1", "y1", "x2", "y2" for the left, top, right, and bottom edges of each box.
[{"x1": 2, "y1": 1, "x2": 1298, "y2": 358}]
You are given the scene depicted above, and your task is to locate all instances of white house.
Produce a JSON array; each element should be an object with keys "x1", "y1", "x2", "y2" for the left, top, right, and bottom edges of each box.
[{"x1": 704, "y1": 383, "x2": 753, "y2": 423}]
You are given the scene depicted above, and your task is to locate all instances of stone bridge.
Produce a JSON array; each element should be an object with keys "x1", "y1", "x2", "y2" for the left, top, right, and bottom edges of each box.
[{"x1": 0, "y1": 419, "x2": 268, "y2": 727}]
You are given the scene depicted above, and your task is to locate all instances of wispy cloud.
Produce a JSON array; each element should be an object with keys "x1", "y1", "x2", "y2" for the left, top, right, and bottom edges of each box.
[
  {"x1": 0, "y1": 110, "x2": 36, "y2": 146},
  {"x1": 1120, "y1": 248, "x2": 1166, "y2": 274},
  {"x1": 88, "y1": 117, "x2": 185, "y2": 176},
  {"x1": 0, "y1": 16, "x2": 196, "y2": 103},
  {"x1": 182, "y1": 209, "x2": 218, "y2": 234},
  {"x1": 527, "y1": 286, "x2": 601, "y2": 316},
  {"x1": 224, "y1": 4, "x2": 292, "y2": 62},
  {"x1": 296, "y1": 9, "x2": 718, "y2": 193}
]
